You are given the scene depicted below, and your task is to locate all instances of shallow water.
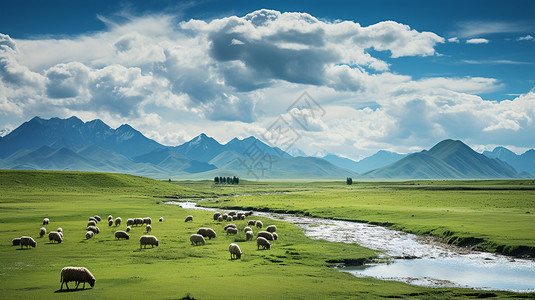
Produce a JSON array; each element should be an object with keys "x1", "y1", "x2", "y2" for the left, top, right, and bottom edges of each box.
[{"x1": 169, "y1": 201, "x2": 535, "y2": 292}]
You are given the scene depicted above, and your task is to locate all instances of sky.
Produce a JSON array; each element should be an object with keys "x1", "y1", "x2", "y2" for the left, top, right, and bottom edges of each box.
[{"x1": 1, "y1": 0, "x2": 534, "y2": 159}]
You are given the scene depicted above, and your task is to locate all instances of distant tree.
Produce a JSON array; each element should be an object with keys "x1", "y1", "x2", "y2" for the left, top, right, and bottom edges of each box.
[
  {"x1": 227, "y1": 177, "x2": 231, "y2": 184},
  {"x1": 168, "y1": 178, "x2": 171, "y2": 182},
  {"x1": 346, "y1": 177, "x2": 353, "y2": 185},
  {"x1": 236, "y1": 177, "x2": 239, "y2": 185},
  {"x1": 222, "y1": 177, "x2": 226, "y2": 184},
  {"x1": 219, "y1": 177, "x2": 223, "y2": 184},
  {"x1": 214, "y1": 177, "x2": 219, "y2": 184}
]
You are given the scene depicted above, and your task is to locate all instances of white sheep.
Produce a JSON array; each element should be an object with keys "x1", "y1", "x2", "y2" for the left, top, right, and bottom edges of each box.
[
  {"x1": 114, "y1": 230, "x2": 130, "y2": 240},
  {"x1": 114, "y1": 217, "x2": 122, "y2": 226},
  {"x1": 266, "y1": 225, "x2": 277, "y2": 233},
  {"x1": 245, "y1": 231, "x2": 254, "y2": 240},
  {"x1": 272, "y1": 232, "x2": 278, "y2": 241},
  {"x1": 226, "y1": 227, "x2": 238, "y2": 235},
  {"x1": 146, "y1": 224, "x2": 152, "y2": 233},
  {"x1": 255, "y1": 220, "x2": 263, "y2": 228},
  {"x1": 126, "y1": 226, "x2": 131, "y2": 232},
  {"x1": 257, "y1": 236, "x2": 271, "y2": 250},
  {"x1": 217, "y1": 216, "x2": 223, "y2": 222},
  {"x1": 197, "y1": 228, "x2": 217, "y2": 239},
  {"x1": 20, "y1": 236, "x2": 36, "y2": 249},
  {"x1": 86, "y1": 226, "x2": 100, "y2": 234},
  {"x1": 213, "y1": 212, "x2": 221, "y2": 220},
  {"x1": 126, "y1": 218, "x2": 134, "y2": 226},
  {"x1": 224, "y1": 224, "x2": 237, "y2": 231},
  {"x1": 159, "y1": 217, "x2": 163, "y2": 222},
  {"x1": 222, "y1": 214, "x2": 229, "y2": 220},
  {"x1": 85, "y1": 231, "x2": 94, "y2": 239},
  {"x1": 185, "y1": 215, "x2": 193, "y2": 222},
  {"x1": 257, "y1": 231, "x2": 274, "y2": 241},
  {"x1": 134, "y1": 218, "x2": 144, "y2": 226},
  {"x1": 43, "y1": 218, "x2": 49, "y2": 225},
  {"x1": 139, "y1": 235, "x2": 159, "y2": 249},
  {"x1": 143, "y1": 217, "x2": 152, "y2": 225},
  {"x1": 229, "y1": 243, "x2": 242, "y2": 259},
  {"x1": 243, "y1": 226, "x2": 253, "y2": 233},
  {"x1": 94, "y1": 215, "x2": 101, "y2": 222},
  {"x1": 108, "y1": 220, "x2": 113, "y2": 226},
  {"x1": 87, "y1": 220, "x2": 97, "y2": 227},
  {"x1": 12, "y1": 238, "x2": 21, "y2": 246},
  {"x1": 190, "y1": 234, "x2": 206, "y2": 246},
  {"x1": 247, "y1": 220, "x2": 256, "y2": 226},
  {"x1": 107, "y1": 215, "x2": 113, "y2": 222},
  {"x1": 57, "y1": 227, "x2": 63, "y2": 233},
  {"x1": 48, "y1": 231, "x2": 63, "y2": 244},
  {"x1": 39, "y1": 227, "x2": 46, "y2": 238},
  {"x1": 60, "y1": 266, "x2": 96, "y2": 290},
  {"x1": 88, "y1": 217, "x2": 97, "y2": 223}
]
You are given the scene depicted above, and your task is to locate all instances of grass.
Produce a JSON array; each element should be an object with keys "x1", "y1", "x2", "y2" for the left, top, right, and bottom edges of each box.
[{"x1": 0, "y1": 170, "x2": 533, "y2": 299}]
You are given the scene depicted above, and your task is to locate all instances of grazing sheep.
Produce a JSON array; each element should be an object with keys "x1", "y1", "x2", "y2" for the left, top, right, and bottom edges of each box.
[
  {"x1": 243, "y1": 226, "x2": 253, "y2": 233},
  {"x1": 108, "y1": 220, "x2": 113, "y2": 226},
  {"x1": 226, "y1": 227, "x2": 238, "y2": 235},
  {"x1": 12, "y1": 238, "x2": 21, "y2": 246},
  {"x1": 228, "y1": 211, "x2": 237, "y2": 217},
  {"x1": 237, "y1": 212, "x2": 245, "y2": 218},
  {"x1": 139, "y1": 235, "x2": 159, "y2": 249},
  {"x1": 246, "y1": 211, "x2": 253, "y2": 217},
  {"x1": 134, "y1": 218, "x2": 144, "y2": 226},
  {"x1": 146, "y1": 224, "x2": 152, "y2": 233},
  {"x1": 272, "y1": 232, "x2": 278, "y2": 241},
  {"x1": 143, "y1": 217, "x2": 152, "y2": 225},
  {"x1": 126, "y1": 226, "x2": 131, "y2": 232},
  {"x1": 114, "y1": 230, "x2": 129, "y2": 240},
  {"x1": 114, "y1": 217, "x2": 122, "y2": 226},
  {"x1": 43, "y1": 218, "x2": 49, "y2": 225},
  {"x1": 197, "y1": 228, "x2": 217, "y2": 239},
  {"x1": 232, "y1": 216, "x2": 239, "y2": 221},
  {"x1": 190, "y1": 234, "x2": 206, "y2": 246},
  {"x1": 247, "y1": 220, "x2": 256, "y2": 226},
  {"x1": 20, "y1": 236, "x2": 36, "y2": 249},
  {"x1": 245, "y1": 231, "x2": 254, "y2": 240},
  {"x1": 87, "y1": 220, "x2": 97, "y2": 227},
  {"x1": 58, "y1": 231, "x2": 64, "y2": 239},
  {"x1": 213, "y1": 212, "x2": 221, "y2": 220},
  {"x1": 107, "y1": 215, "x2": 113, "y2": 222},
  {"x1": 86, "y1": 226, "x2": 100, "y2": 234},
  {"x1": 88, "y1": 217, "x2": 97, "y2": 223},
  {"x1": 222, "y1": 214, "x2": 228, "y2": 221},
  {"x1": 39, "y1": 227, "x2": 46, "y2": 238},
  {"x1": 57, "y1": 227, "x2": 63, "y2": 233},
  {"x1": 229, "y1": 243, "x2": 242, "y2": 259},
  {"x1": 48, "y1": 231, "x2": 63, "y2": 244},
  {"x1": 224, "y1": 224, "x2": 237, "y2": 231},
  {"x1": 257, "y1": 237, "x2": 271, "y2": 250},
  {"x1": 60, "y1": 267, "x2": 96, "y2": 290},
  {"x1": 126, "y1": 218, "x2": 134, "y2": 226},
  {"x1": 266, "y1": 225, "x2": 277, "y2": 233},
  {"x1": 255, "y1": 220, "x2": 263, "y2": 228},
  {"x1": 217, "y1": 216, "x2": 223, "y2": 222},
  {"x1": 185, "y1": 215, "x2": 193, "y2": 222},
  {"x1": 159, "y1": 217, "x2": 163, "y2": 222},
  {"x1": 85, "y1": 231, "x2": 94, "y2": 239},
  {"x1": 257, "y1": 231, "x2": 274, "y2": 241},
  {"x1": 93, "y1": 215, "x2": 101, "y2": 222}
]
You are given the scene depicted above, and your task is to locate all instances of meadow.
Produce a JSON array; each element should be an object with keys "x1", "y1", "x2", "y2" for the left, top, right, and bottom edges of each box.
[{"x1": 0, "y1": 170, "x2": 533, "y2": 299}]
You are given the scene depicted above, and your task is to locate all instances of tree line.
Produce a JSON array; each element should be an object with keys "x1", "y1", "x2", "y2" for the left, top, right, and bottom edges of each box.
[{"x1": 214, "y1": 176, "x2": 240, "y2": 185}]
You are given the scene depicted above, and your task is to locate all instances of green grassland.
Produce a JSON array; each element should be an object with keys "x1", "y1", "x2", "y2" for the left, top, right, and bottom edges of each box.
[{"x1": 0, "y1": 170, "x2": 533, "y2": 299}]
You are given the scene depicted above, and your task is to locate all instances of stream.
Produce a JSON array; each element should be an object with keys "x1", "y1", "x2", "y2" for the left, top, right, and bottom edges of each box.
[{"x1": 168, "y1": 200, "x2": 535, "y2": 292}]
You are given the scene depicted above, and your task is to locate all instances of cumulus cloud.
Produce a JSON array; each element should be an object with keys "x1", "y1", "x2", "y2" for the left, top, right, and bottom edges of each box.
[
  {"x1": 466, "y1": 38, "x2": 489, "y2": 44},
  {"x1": 517, "y1": 35, "x2": 534, "y2": 41},
  {"x1": 447, "y1": 37, "x2": 459, "y2": 43}
]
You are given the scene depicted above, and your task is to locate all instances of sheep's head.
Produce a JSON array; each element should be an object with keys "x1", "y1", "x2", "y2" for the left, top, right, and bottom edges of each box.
[
  {"x1": 236, "y1": 251, "x2": 242, "y2": 259},
  {"x1": 88, "y1": 277, "x2": 96, "y2": 287}
]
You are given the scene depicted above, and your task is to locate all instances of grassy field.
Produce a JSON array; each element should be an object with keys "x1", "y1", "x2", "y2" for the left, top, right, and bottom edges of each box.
[{"x1": 1, "y1": 170, "x2": 533, "y2": 299}]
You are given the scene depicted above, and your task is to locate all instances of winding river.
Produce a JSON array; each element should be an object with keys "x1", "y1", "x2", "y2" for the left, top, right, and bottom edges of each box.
[{"x1": 168, "y1": 200, "x2": 535, "y2": 292}]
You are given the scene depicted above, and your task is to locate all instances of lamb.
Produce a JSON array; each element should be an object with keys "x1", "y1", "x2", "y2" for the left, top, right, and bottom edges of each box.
[
  {"x1": 108, "y1": 220, "x2": 113, "y2": 226},
  {"x1": 87, "y1": 220, "x2": 97, "y2": 227},
  {"x1": 86, "y1": 226, "x2": 100, "y2": 234},
  {"x1": 43, "y1": 218, "x2": 49, "y2": 225},
  {"x1": 39, "y1": 227, "x2": 46, "y2": 238},
  {"x1": 134, "y1": 218, "x2": 144, "y2": 226},
  {"x1": 12, "y1": 238, "x2": 21, "y2": 246},
  {"x1": 217, "y1": 216, "x2": 223, "y2": 222},
  {"x1": 85, "y1": 231, "x2": 94, "y2": 239},
  {"x1": 266, "y1": 225, "x2": 277, "y2": 233},
  {"x1": 20, "y1": 236, "x2": 36, "y2": 249},
  {"x1": 213, "y1": 212, "x2": 221, "y2": 220},
  {"x1": 146, "y1": 224, "x2": 152, "y2": 233},
  {"x1": 57, "y1": 227, "x2": 63, "y2": 233},
  {"x1": 255, "y1": 220, "x2": 263, "y2": 228},
  {"x1": 93, "y1": 215, "x2": 101, "y2": 222},
  {"x1": 245, "y1": 231, "x2": 254, "y2": 240},
  {"x1": 226, "y1": 227, "x2": 238, "y2": 235},
  {"x1": 190, "y1": 234, "x2": 206, "y2": 246},
  {"x1": 257, "y1": 231, "x2": 274, "y2": 241},
  {"x1": 185, "y1": 215, "x2": 193, "y2": 222},
  {"x1": 159, "y1": 217, "x2": 163, "y2": 222},
  {"x1": 224, "y1": 224, "x2": 237, "y2": 231},
  {"x1": 139, "y1": 235, "x2": 159, "y2": 249},
  {"x1": 143, "y1": 217, "x2": 152, "y2": 225},
  {"x1": 126, "y1": 226, "x2": 131, "y2": 232},
  {"x1": 243, "y1": 226, "x2": 253, "y2": 233},
  {"x1": 114, "y1": 230, "x2": 129, "y2": 240},
  {"x1": 247, "y1": 220, "x2": 256, "y2": 226},
  {"x1": 126, "y1": 218, "x2": 134, "y2": 226},
  {"x1": 272, "y1": 232, "x2": 278, "y2": 241},
  {"x1": 60, "y1": 266, "x2": 96, "y2": 290},
  {"x1": 229, "y1": 243, "x2": 242, "y2": 259},
  {"x1": 48, "y1": 231, "x2": 63, "y2": 244},
  {"x1": 114, "y1": 217, "x2": 122, "y2": 226},
  {"x1": 196, "y1": 228, "x2": 217, "y2": 239},
  {"x1": 257, "y1": 237, "x2": 271, "y2": 250}
]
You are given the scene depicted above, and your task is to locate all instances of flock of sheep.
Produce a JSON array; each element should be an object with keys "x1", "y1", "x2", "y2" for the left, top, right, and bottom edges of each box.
[{"x1": 11, "y1": 209, "x2": 279, "y2": 290}]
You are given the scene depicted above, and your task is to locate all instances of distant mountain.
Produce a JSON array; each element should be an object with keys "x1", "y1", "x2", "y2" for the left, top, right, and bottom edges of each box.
[
  {"x1": 224, "y1": 136, "x2": 292, "y2": 158},
  {"x1": 360, "y1": 139, "x2": 522, "y2": 179},
  {"x1": 483, "y1": 147, "x2": 535, "y2": 174},
  {"x1": 322, "y1": 154, "x2": 361, "y2": 173},
  {"x1": 134, "y1": 148, "x2": 217, "y2": 173},
  {"x1": 174, "y1": 133, "x2": 225, "y2": 163},
  {"x1": 323, "y1": 151, "x2": 407, "y2": 173}
]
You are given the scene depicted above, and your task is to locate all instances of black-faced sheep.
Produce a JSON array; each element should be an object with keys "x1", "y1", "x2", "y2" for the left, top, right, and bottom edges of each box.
[
  {"x1": 229, "y1": 243, "x2": 242, "y2": 259},
  {"x1": 126, "y1": 226, "x2": 131, "y2": 232},
  {"x1": 108, "y1": 220, "x2": 113, "y2": 226},
  {"x1": 86, "y1": 226, "x2": 100, "y2": 234},
  {"x1": 12, "y1": 238, "x2": 21, "y2": 246},
  {"x1": 139, "y1": 235, "x2": 159, "y2": 249},
  {"x1": 85, "y1": 231, "x2": 94, "y2": 239},
  {"x1": 48, "y1": 231, "x2": 63, "y2": 244},
  {"x1": 114, "y1": 230, "x2": 129, "y2": 240},
  {"x1": 185, "y1": 215, "x2": 193, "y2": 222},
  {"x1": 87, "y1": 220, "x2": 97, "y2": 227},
  {"x1": 197, "y1": 228, "x2": 217, "y2": 239},
  {"x1": 57, "y1": 227, "x2": 63, "y2": 233},
  {"x1": 107, "y1": 215, "x2": 113, "y2": 222},
  {"x1": 224, "y1": 224, "x2": 237, "y2": 231},
  {"x1": 126, "y1": 218, "x2": 134, "y2": 226},
  {"x1": 245, "y1": 231, "x2": 254, "y2": 240},
  {"x1": 39, "y1": 227, "x2": 46, "y2": 238},
  {"x1": 93, "y1": 215, "x2": 101, "y2": 222},
  {"x1": 159, "y1": 217, "x2": 163, "y2": 222},
  {"x1": 114, "y1": 217, "x2": 122, "y2": 226},
  {"x1": 266, "y1": 225, "x2": 277, "y2": 233},
  {"x1": 60, "y1": 266, "x2": 96, "y2": 290},
  {"x1": 190, "y1": 234, "x2": 206, "y2": 246},
  {"x1": 213, "y1": 212, "x2": 221, "y2": 220},
  {"x1": 257, "y1": 236, "x2": 271, "y2": 250},
  {"x1": 257, "y1": 231, "x2": 274, "y2": 241},
  {"x1": 143, "y1": 217, "x2": 152, "y2": 225},
  {"x1": 88, "y1": 217, "x2": 97, "y2": 223},
  {"x1": 146, "y1": 224, "x2": 152, "y2": 233},
  {"x1": 247, "y1": 220, "x2": 256, "y2": 226},
  {"x1": 255, "y1": 220, "x2": 263, "y2": 228},
  {"x1": 20, "y1": 236, "x2": 36, "y2": 249},
  {"x1": 43, "y1": 218, "x2": 49, "y2": 225},
  {"x1": 226, "y1": 227, "x2": 238, "y2": 235},
  {"x1": 272, "y1": 232, "x2": 278, "y2": 241}
]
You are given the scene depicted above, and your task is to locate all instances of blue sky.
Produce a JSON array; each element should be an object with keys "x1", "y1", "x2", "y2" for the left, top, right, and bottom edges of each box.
[{"x1": 1, "y1": 0, "x2": 534, "y2": 158}]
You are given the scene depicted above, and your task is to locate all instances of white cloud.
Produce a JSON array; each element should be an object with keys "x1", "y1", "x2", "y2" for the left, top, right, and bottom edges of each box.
[
  {"x1": 447, "y1": 37, "x2": 459, "y2": 43},
  {"x1": 466, "y1": 38, "x2": 489, "y2": 44},
  {"x1": 517, "y1": 35, "x2": 534, "y2": 41},
  {"x1": 455, "y1": 21, "x2": 527, "y2": 38}
]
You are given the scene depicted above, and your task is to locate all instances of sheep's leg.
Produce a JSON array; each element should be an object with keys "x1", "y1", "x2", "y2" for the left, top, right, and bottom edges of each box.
[
  {"x1": 83, "y1": 282, "x2": 86, "y2": 289},
  {"x1": 60, "y1": 282, "x2": 64, "y2": 290},
  {"x1": 75, "y1": 281, "x2": 80, "y2": 289}
]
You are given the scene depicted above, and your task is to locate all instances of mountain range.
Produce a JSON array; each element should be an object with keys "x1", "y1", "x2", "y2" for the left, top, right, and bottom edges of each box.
[{"x1": 0, "y1": 116, "x2": 532, "y2": 179}]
